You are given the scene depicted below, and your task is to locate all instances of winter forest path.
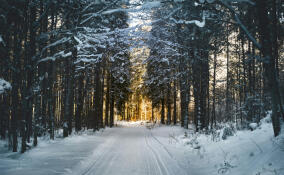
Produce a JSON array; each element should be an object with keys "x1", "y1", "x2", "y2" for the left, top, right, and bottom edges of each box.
[
  {"x1": 70, "y1": 123, "x2": 190, "y2": 175},
  {"x1": 0, "y1": 123, "x2": 197, "y2": 175}
]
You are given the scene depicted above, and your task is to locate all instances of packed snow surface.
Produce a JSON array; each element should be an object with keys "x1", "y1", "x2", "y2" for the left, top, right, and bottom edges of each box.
[{"x1": 0, "y1": 119, "x2": 283, "y2": 175}]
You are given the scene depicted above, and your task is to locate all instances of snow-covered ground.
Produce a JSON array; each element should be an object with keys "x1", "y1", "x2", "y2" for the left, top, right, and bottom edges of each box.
[{"x1": 0, "y1": 118, "x2": 283, "y2": 175}]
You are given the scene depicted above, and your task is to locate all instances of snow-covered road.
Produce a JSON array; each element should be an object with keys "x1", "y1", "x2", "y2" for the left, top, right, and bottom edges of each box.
[
  {"x1": 0, "y1": 123, "x2": 192, "y2": 175},
  {"x1": 1, "y1": 120, "x2": 283, "y2": 175},
  {"x1": 72, "y1": 124, "x2": 188, "y2": 175}
]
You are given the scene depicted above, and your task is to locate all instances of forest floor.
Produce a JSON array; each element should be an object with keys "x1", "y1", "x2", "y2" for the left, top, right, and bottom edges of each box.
[{"x1": 0, "y1": 117, "x2": 284, "y2": 175}]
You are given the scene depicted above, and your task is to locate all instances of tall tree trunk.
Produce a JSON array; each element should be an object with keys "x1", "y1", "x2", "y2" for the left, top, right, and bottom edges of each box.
[
  {"x1": 63, "y1": 58, "x2": 72, "y2": 137},
  {"x1": 105, "y1": 72, "x2": 110, "y2": 127},
  {"x1": 211, "y1": 50, "x2": 217, "y2": 129},
  {"x1": 68, "y1": 48, "x2": 76, "y2": 134},
  {"x1": 225, "y1": 23, "x2": 231, "y2": 121},
  {"x1": 256, "y1": 0, "x2": 283, "y2": 136},
  {"x1": 179, "y1": 57, "x2": 188, "y2": 128},
  {"x1": 110, "y1": 76, "x2": 115, "y2": 128},
  {"x1": 75, "y1": 74, "x2": 83, "y2": 132},
  {"x1": 161, "y1": 96, "x2": 165, "y2": 124},
  {"x1": 167, "y1": 84, "x2": 171, "y2": 125},
  {"x1": 173, "y1": 80, "x2": 177, "y2": 125},
  {"x1": 151, "y1": 101, "x2": 154, "y2": 122},
  {"x1": 94, "y1": 63, "x2": 101, "y2": 131},
  {"x1": 100, "y1": 68, "x2": 104, "y2": 128}
]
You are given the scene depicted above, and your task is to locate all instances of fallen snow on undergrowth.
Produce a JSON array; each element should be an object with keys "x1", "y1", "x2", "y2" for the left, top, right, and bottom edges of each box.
[{"x1": 171, "y1": 115, "x2": 284, "y2": 175}]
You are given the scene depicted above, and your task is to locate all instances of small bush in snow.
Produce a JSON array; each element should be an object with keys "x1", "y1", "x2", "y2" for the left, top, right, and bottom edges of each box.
[
  {"x1": 222, "y1": 127, "x2": 235, "y2": 140},
  {"x1": 211, "y1": 129, "x2": 221, "y2": 142},
  {"x1": 184, "y1": 132, "x2": 188, "y2": 137}
]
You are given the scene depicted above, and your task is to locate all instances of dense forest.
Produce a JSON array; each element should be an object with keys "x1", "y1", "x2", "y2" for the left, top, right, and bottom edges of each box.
[{"x1": 0, "y1": 0, "x2": 283, "y2": 155}]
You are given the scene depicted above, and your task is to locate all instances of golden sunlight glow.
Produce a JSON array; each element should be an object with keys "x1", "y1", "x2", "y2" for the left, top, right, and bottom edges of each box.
[
  {"x1": 124, "y1": 0, "x2": 158, "y2": 121},
  {"x1": 128, "y1": 46, "x2": 152, "y2": 121}
]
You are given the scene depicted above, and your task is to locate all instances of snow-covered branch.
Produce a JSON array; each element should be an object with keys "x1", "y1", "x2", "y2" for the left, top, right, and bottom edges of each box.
[
  {"x1": 102, "y1": 1, "x2": 161, "y2": 15},
  {"x1": 170, "y1": 12, "x2": 206, "y2": 27},
  {"x1": 40, "y1": 37, "x2": 71, "y2": 57},
  {"x1": 38, "y1": 51, "x2": 72, "y2": 63},
  {"x1": 0, "y1": 35, "x2": 5, "y2": 46},
  {"x1": 0, "y1": 78, "x2": 11, "y2": 94}
]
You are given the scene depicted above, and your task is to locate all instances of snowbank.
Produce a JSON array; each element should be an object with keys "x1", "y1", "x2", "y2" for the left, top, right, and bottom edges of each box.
[
  {"x1": 174, "y1": 115, "x2": 284, "y2": 175},
  {"x1": 0, "y1": 128, "x2": 109, "y2": 175}
]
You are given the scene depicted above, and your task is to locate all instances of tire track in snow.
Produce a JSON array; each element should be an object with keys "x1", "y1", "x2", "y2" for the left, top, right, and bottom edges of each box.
[
  {"x1": 71, "y1": 126, "x2": 188, "y2": 175},
  {"x1": 149, "y1": 130, "x2": 175, "y2": 159},
  {"x1": 148, "y1": 129, "x2": 188, "y2": 175},
  {"x1": 91, "y1": 150, "x2": 119, "y2": 175},
  {"x1": 144, "y1": 146, "x2": 152, "y2": 175},
  {"x1": 78, "y1": 132, "x2": 117, "y2": 175},
  {"x1": 80, "y1": 145, "x2": 110, "y2": 175},
  {"x1": 144, "y1": 131, "x2": 170, "y2": 175}
]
